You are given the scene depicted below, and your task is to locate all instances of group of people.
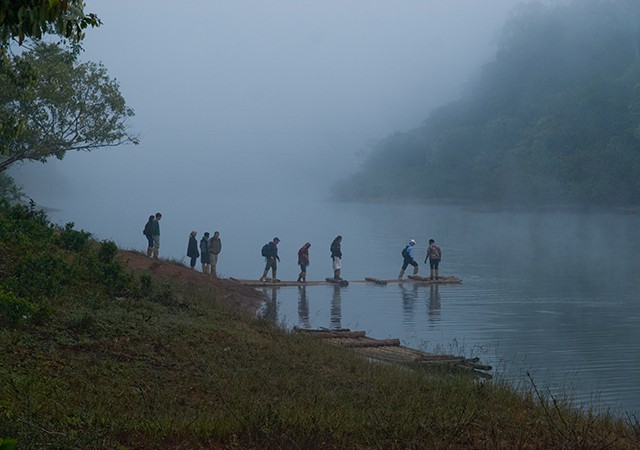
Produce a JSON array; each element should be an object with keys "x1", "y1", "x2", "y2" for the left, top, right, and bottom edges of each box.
[
  {"x1": 143, "y1": 215, "x2": 440, "y2": 282},
  {"x1": 187, "y1": 230, "x2": 222, "y2": 277},
  {"x1": 399, "y1": 238, "x2": 442, "y2": 280},
  {"x1": 143, "y1": 212, "x2": 223, "y2": 277},
  {"x1": 259, "y1": 235, "x2": 343, "y2": 283}
]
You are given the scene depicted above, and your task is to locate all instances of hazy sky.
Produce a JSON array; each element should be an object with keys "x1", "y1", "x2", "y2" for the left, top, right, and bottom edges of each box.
[
  {"x1": 10, "y1": 0, "x2": 527, "y2": 256},
  {"x1": 14, "y1": 0, "x2": 525, "y2": 197}
]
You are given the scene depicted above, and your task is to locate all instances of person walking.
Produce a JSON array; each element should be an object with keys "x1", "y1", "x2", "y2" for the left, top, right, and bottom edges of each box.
[
  {"x1": 424, "y1": 238, "x2": 442, "y2": 280},
  {"x1": 200, "y1": 232, "x2": 211, "y2": 273},
  {"x1": 297, "y1": 242, "x2": 311, "y2": 283},
  {"x1": 208, "y1": 231, "x2": 222, "y2": 278},
  {"x1": 260, "y1": 237, "x2": 280, "y2": 282},
  {"x1": 398, "y1": 239, "x2": 419, "y2": 279},
  {"x1": 330, "y1": 235, "x2": 343, "y2": 280},
  {"x1": 151, "y1": 212, "x2": 162, "y2": 258},
  {"x1": 143, "y1": 215, "x2": 155, "y2": 257},
  {"x1": 186, "y1": 231, "x2": 199, "y2": 269}
]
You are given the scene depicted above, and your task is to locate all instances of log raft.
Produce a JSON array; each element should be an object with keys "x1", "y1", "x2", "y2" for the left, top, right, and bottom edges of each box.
[
  {"x1": 229, "y1": 275, "x2": 461, "y2": 287},
  {"x1": 295, "y1": 327, "x2": 491, "y2": 377}
]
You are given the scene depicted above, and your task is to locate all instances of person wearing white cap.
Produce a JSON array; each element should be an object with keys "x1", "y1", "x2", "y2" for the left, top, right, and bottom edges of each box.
[{"x1": 398, "y1": 239, "x2": 419, "y2": 280}]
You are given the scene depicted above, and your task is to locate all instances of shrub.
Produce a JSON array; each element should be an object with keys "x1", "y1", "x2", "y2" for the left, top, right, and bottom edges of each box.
[
  {"x1": 0, "y1": 288, "x2": 34, "y2": 327},
  {"x1": 55, "y1": 222, "x2": 91, "y2": 252}
]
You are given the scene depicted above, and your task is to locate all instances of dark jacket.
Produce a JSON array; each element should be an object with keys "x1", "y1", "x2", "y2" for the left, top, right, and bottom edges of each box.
[
  {"x1": 187, "y1": 236, "x2": 199, "y2": 258},
  {"x1": 330, "y1": 238, "x2": 342, "y2": 259},
  {"x1": 143, "y1": 219, "x2": 154, "y2": 237},
  {"x1": 200, "y1": 237, "x2": 211, "y2": 263},
  {"x1": 265, "y1": 241, "x2": 279, "y2": 260}
]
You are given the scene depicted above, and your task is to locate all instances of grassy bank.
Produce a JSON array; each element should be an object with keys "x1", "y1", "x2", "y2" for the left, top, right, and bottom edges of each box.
[{"x1": 1, "y1": 201, "x2": 639, "y2": 449}]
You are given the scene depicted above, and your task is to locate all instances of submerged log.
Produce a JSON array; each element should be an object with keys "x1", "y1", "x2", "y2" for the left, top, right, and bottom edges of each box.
[{"x1": 365, "y1": 277, "x2": 388, "y2": 285}]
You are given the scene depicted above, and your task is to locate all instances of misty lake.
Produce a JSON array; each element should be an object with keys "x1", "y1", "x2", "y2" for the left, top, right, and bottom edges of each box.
[{"x1": 45, "y1": 193, "x2": 640, "y2": 417}]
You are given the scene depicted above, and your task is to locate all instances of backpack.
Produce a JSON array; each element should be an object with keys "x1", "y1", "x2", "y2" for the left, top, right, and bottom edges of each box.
[
  {"x1": 401, "y1": 246, "x2": 409, "y2": 258},
  {"x1": 143, "y1": 221, "x2": 152, "y2": 236},
  {"x1": 261, "y1": 243, "x2": 270, "y2": 257}
]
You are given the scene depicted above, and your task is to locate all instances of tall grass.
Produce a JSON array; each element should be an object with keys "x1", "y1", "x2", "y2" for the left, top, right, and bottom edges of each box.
[{"x1": 0, "y1": 201, "x2": 638, "y2": 448}]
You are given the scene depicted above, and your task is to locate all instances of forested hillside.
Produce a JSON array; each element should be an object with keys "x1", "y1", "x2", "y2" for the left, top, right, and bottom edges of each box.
[{"x1": 336, "y1": 0, "x2": 640, "y2": 206}]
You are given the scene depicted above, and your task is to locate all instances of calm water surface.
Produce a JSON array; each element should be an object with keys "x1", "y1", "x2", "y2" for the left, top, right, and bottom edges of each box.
[{"x1": 49, "y1": 197, "x2": 640, "y2": 417}]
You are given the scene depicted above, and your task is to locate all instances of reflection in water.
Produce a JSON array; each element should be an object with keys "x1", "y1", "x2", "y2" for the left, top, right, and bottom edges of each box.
[
  {"x1": 297, "y1": 286, "x2": 311, "y2": 328},
  {"x1": 260, "y1": 286, "x2": 279, "y2": 323},
  {"x1": 331, "y1": 285, "x2": 342, "y2": 329},
  {"x1": 428, "y1": 284, "x2": 441, "y2": 325},
  {"x1": 399, "y1": 282, "x2": 419, "y2": 321}
]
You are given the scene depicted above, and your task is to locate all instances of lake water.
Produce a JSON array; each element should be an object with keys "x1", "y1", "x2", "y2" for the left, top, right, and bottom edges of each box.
[{"x1": 44, "y1": 193, "x2": 640, "y2": 417}]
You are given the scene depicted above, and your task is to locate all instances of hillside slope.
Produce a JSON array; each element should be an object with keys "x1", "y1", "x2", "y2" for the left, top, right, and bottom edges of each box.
[{"x1": 336, "y1": 0, "x2": 640, "y2": 206}]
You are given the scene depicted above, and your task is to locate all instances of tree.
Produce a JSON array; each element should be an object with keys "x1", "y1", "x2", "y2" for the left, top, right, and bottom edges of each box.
[
  {"x1": 0, "y1": 0, "x2": 100, "y2": 45},
  {"x1": 0, "y1": 43, "x2": 138, "y2": 173}
]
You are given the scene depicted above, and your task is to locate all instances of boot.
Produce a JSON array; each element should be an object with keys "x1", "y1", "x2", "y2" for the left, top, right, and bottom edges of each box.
[
  {"x1": 334, "y1": 268, "x2": 342, "y2": 280},
  {"x1": 152, "y1": 248, "x2": 159, "y2": 259},
  {"x1": 430, "y1": 268, "x2": 435, "y2": 280},
  {"x1": 272, "y1": 269, "x2": 280, "y2": 283},
  {"x1": 413, "y1": 265, "x2": 419, "y2": 275},
  {"x1": 260, "y1": 270, "x2": 268, "y2": 282},
  {"x1": 211, "y1": 266, "x2": 217, "y2": 278},
  {"x1": 297, "y1": 272, "x2": 303, "y2": 283},
  {"x1": 398, "y1": 269, "x2": 405, "y2": 280},
  {"x1": 301, "y1": 272, "x2": 306, "y2": 283},
  {"x1": 434, "y1": 269, "x2": 439, "y2": 280},
  {"x1": 146, "y1": 247, "x2": 153, "y2": 257}
]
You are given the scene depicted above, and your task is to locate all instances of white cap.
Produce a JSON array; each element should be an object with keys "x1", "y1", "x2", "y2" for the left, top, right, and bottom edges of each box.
[{"x1": 409, "y1": 239, "x2": 416, "y2": 245}]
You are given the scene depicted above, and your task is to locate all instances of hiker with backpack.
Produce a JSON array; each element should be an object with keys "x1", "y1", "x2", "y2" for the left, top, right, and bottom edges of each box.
[
  {"x1": 399, "y1": 239, "x2": 418, "y2": 280},
  {"x1": 424, "y1": 238, "x2": 442, "y2": 280},
  {"x1": 260, "y1": 237, "x2": 280, "y2": 282},
  {"x1": 143, "y1": 215, "x2": 155, "y2": 257},
  {"x1": 297, "y1": 242, "x2": 311, "y2": 283}
]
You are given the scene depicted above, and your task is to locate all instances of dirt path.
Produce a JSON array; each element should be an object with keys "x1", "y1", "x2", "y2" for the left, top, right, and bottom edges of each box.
[{"x1": 117, "y1": 250, "x2": 265, "y2": 313}]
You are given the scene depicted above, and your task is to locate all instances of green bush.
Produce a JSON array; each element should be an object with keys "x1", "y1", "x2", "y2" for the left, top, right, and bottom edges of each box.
[
  {"x1": 55, "y1": 222, "x2": 91, "y2": 252},
  {"x1": 0, "y1": 288, "x2": 34, "y2": 327}
]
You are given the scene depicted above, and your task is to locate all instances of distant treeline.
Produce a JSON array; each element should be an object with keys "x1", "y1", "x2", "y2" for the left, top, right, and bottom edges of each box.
[{"x1": 335, "y1": 0, "x2": 640, "y2": 206}]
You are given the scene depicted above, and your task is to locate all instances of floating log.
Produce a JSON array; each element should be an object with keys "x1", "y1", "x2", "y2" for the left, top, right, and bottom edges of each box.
[
  {"x1": 294, "y1": 328, "x2": 366, "y2": 339},
  {"x1": 408, "y1": 275, "x2": 462, "y2": 284},
  {"x1": 296, "y1": 328, "x2": 491, "y2": 377},
  {"x1": 340, "y1": 338, "x2": 401, "y2": 348},
  {"x1": 325, "y1": 277, "x2": 349, "y2": 286},
  {"x1": 365, "y1": 277, "x2": 388, "y2": 285}
]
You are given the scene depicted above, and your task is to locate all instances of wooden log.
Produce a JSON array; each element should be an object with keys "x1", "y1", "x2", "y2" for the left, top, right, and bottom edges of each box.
[
  {"x1": 365, "y1": 277, "x2": 388, "y2": 285},
  {"x1": 325, "y1": 277, "x2": 349, "y2": 286},
  {"x1": 341, "y1": 338, "x2": 401, "y2": 348},
  {"x1": 295, "y1": 330, "x2": 367, "y2": 339},
  {"x1": 408, "y1": 275, "x2": 430, "y2": 281}
]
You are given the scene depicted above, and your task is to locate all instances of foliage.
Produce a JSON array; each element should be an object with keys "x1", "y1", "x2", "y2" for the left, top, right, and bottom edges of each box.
[
  {"x1": 0, "y1": 42, "x2": 138, "y2": 173},
  {"x1": 55, "y1": 222, "x2": 91, "y2": 251},
  {"x1": 0, "y1": 0, "x2": 100, "y2": 46},
  {"x1": 0, "y1": 287, "x2": 34, "y2": 326},
  {"x1": 337, "y1": 0, "x2": 640, "y2": 207}
]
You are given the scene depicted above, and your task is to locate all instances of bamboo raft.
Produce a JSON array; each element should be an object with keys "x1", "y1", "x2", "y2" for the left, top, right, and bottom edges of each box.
[
  {"x1": 230, "y1": 275, "x2": 461, "y2": 287},
  {"x1": 294, "y1": 328, "x2": 491, "y2": 378}
]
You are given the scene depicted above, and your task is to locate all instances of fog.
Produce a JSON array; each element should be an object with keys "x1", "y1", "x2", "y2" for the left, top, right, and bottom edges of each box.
[{"x1": 11, "y1": 0, "x2": 525, "y2": 251}]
